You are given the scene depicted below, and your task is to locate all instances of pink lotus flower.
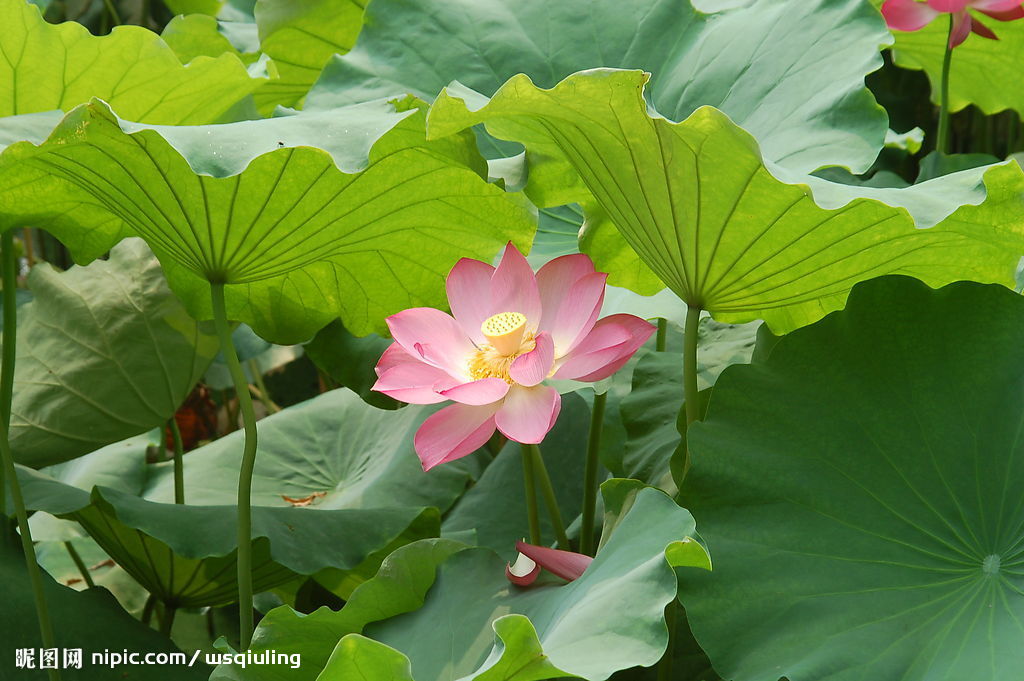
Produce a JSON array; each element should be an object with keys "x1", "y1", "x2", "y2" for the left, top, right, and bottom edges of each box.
[
  {"x1": 505, "y1": 540, "x2": 593, "y2": 586},
  {"x1": 882, "y1": 0, "x2": 1024, "y2": 47},
  {"x1": 373, "y1": 244, "x2": 654, "y2": 471}
]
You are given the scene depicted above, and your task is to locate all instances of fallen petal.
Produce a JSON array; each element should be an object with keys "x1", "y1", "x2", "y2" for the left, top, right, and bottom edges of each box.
[
  {"x1": 505, "y1": 551, "x2": 542, "y2": 586},
  {"x1": 515, "y1": 540, "x2": 593, "y2": 581}
]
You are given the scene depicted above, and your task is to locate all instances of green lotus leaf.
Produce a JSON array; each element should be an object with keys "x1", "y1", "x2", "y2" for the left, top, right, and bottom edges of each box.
[
  {"x1": 429, "y1": 70, "x2": 1024, "y2": 333},
  {"x1": 213, "y1": 488, "x2": 706, "y2": 681},
  {"x1": 28, "y1": 434, "x2": 152, "y2": 542},
  {"x1": 12, "y1": 239, "x2": 218, "y2": 468},
  {"x1": 0, "y1": 535, "x2": 203, "y2": 680},
  {"x1": 143, "y1": 388, "x2": 467, "y2": 512},
  {"x1": 319, "y1": 635, "x2": 417, "y2": 681},
  {"x1": 886, "y1": 8, "x2": 1024, "y2": 116},
  {"x1": 322, "y1": 617, "x2": 572, "y2": 681},
  {"x1": 161, "y1": 14, "x2": 261, "y2": 69},
  {"x1": 13, "y1": 389, "x2": 463, "y2": 608},
  {"x1": 1, "y1": 97, "x2": 534, "y2": 342},
  {"x1": 681, "y1": 275, "x2": 1024, "y2": 680},
  {"x1": 252, "y1": 0, "x2": 366, "y2": 111},
  {"x1": 365, "y1": 488, "x2": 705, "y2": 681},
  {"x1": 313, "y1": 0, "x2": 889, "y2": 174},
  {"x1": 0, "y1": 0, "x2": 257, "y2": 124},
  {"x1": 212, "y1": 538, "x2": 468, "y2": 681}
]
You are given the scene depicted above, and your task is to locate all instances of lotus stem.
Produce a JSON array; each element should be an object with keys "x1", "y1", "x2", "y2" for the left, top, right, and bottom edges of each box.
[
  {"x1": 210, "y1": 282, "x2": 259, "y2": 649},
  {"x1": 169, "y1": 418, "x2": 185, "y2": 505},
  {"x1": 247, "y1": 359, "x2": 280, "y2": 413},
  {"x1": 141, "y1": 593, "x2": 157, "y2": 626},
  {"x1": 680, "y1": 304, "x2": 702, "y2": 477},
  {"x1": 101, "y1": 0, "x2": 121, "y2": 25},
  {"x1": 1, "y1": 231, "x2": 60, "y2": 681},
  {"x1": 521, "y1": 445, "x2": 541, "y2": 545},
  {"x1": 655, "y1": 318, "x2": 667, "y2": 351},
  {"x1": 0, "y1": 229, "x2": 12, "y2": 525},
  {"x1": 937, "y1": 14, "x2": 954, "y2": 155},
  {"x1": 528, "y1": 444, "x2": 570, "y2": 550},
  {"x1": 579, "y1": 391, "x2": 607, "y2": 556},
  {"x1": 64, "y1": 541, "x2": 95, "y2": 588},
  {"x1": 159, "y1": 603, "x2": 177, "y2": 638},
  {"x1": 659, "y1": 302, "x2": 703, "y2": 681}
]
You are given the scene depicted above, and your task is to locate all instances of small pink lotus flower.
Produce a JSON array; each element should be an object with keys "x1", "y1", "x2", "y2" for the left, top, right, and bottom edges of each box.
[
  {"x1": 373, "y1": 244, "x2": 654, "y2": 470},
  {"x1": 505, "y1": 540, "x2": 593, "y2": 586},
  {"x1": 882, "y1": 0, "x2": 1024, "y2": 47}
]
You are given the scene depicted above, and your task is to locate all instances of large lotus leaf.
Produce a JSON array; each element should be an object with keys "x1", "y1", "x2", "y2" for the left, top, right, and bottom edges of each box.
[
  {"x1": 0, "y1": 0, "x2": 256, "y2": 123},
  {"x1": 0, "y1": 97, "x2": 534, "y2": 342},
  {"x1": 214, "y1": 488, "x2": 707, "y2": 681},
  {"x1": 680, "y1": 275, "x2": 1024, "y2": 680},
  {"x1": 143, "y1": 388, "x2": 467, "y2": 512},
  {"x1": 441, "y1": 392, "x2": 589, "y2": 557},
  {"x1": 211, "y1": 538, "x2": 468, "y2": 681},
  {"x1": 317, "y1": 635, "x2": 417, "y2": 681},
  {"x1": 884, "y1": 6, "x2": 1024, "y2": 116},
  {"x1": 29, "y1": 434, "x2": 152, "y2": 542},
  {"x1": 320, "y1": 618, "x2": 570, "y2": 681},
  {"x1": 161, "y1": 14, "x2": 262, "y2": 69},
  {"x1": 363, "y1": 488, "x2": 706, "y2": 681},
  {"x1": 14, "y1": 471, "x2": 437, "y2": 608},
  {"x1": 252, "y1": 0, "x2": 366, "y2": 111},
  {"x1": 312, "y1": 0, "x2": 889, "y2": 174},
  {"x1": 13, "y1": 389, "x2": 457, "y2": 608},
  {"x1": 12, "y1": 239, "x2": 218, "y2": 468},
  {"x1": 0, "y1": 535, "x2": 204, "y2": 680},
  {"x1": 429, "y1": 70, "x2": 1024, "y2": 332}
]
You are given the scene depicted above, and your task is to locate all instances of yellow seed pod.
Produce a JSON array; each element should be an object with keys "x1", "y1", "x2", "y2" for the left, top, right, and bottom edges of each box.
[{"x1": 481, "y1": 311, "x2": 527, "y2": 356}]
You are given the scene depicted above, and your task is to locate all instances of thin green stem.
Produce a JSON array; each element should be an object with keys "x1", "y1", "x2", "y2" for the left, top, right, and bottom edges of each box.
[
  {"x1": 1, "y1": 232, "x2": 59, "y2": 681},
  {"x1": 658, "y1": 303, "x2": 702, "y2": 681},
  {"x1": 680, "y1": 304, "x2": 702, "y2": 476},
  {"x1": 528, "y1": 444, "x2": 570, "y2": 550},
  {"x1": 579, "y1": 391, "x2": 607, "y2": 556},
  {"x1": 655, "y1": 318, "x2": 667, "y2": 352},
  {"x1": 0, "y1": 230, "x2": 14, "y2": 527},
  {"x1": 937, "y1": 15, "x2": 954, "y2": 155},
  {"x1": 64, "y1": 541, "x2": 95, "y2": 588},
  {"x1": 2, "y1": 436, "x2": 60, "y2": 681},
  {"x1": 101, "y1": 0, "x2": 122, "y2": 25},
  {"x1": 169, "y1": 418, "x2": 185, "y2": 505},
  {"x1": 159, "y1": 603, "x2": 177, "y2": 638},
  {"x1": 141, "y1": 593, "x2": 157, "y2": 626},
  {"x1": 520, "y1": 446, "x2": 541, "y2": 545},
  {"x1": 247, "y1": 359, "x2": 280, "y2": 413},
  {"x1": 1, "y1": 233, "x2": 14, "y2": 428},
  {"x1": 210, "y1": 283, "x2": 259, "y2": 649}
]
